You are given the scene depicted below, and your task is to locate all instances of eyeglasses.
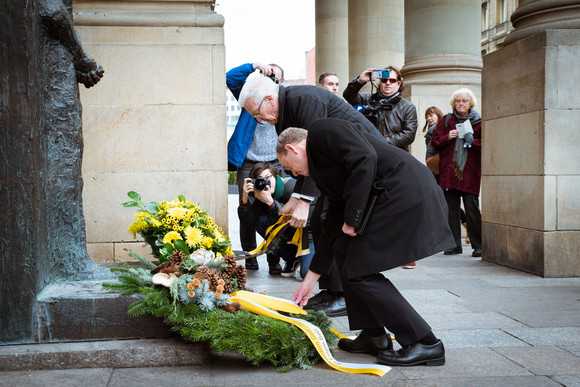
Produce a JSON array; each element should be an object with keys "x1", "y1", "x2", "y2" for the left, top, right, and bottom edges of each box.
[
  {"x1": 252, "y1": 97, "x2": 266, "y2": 119},
  {"x1": 380, "y1": 78, "x2": 398, "y2": 84},
  {"x1": 455, "y1": 99, "x2": 470, "y2": 104}
]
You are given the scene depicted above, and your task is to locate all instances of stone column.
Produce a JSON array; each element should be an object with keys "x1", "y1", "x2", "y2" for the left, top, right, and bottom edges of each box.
[
  {"x1": 315, "y1": 0, "x2": 349, "y2": 94},
  {"x1": 347, "y1": 0, "x2": 405, "y2": 93},
  {"x1": 401, "y1": 0, "x2": 482, "y2": 159},
  {"x1": 482, "y1": 0, "x2": 580, "y2": 277},
  {"x1": 74, "y1": 0, "x2": 227, "y2": 263}
]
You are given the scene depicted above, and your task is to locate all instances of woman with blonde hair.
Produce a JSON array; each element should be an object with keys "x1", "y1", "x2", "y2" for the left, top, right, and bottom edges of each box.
[{"x1": 431, "y1": 88, "x2": 482, "y2": 258}]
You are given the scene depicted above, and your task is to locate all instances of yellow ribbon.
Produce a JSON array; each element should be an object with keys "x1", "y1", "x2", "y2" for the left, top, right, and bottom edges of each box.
[
  {"x1": 236, "y1": 215, "x2": 310, "y2": 261},
  {"x1": 230, "y1": 290, "x2": 390, "y2": 377}
]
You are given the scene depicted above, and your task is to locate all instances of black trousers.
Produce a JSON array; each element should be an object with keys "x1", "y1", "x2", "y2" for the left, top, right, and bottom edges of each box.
[
  {"x1": 311, "y1": 194, "x2": 343, "y2": 293},
  {"x1": 444, "y1": 189, "x2": 482, "y2": 249},
  {"x1": 333, "y1": 235, "x2": 431, "y2": 347}
]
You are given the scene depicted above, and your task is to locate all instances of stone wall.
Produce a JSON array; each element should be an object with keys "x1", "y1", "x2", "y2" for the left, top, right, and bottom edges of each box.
[{"x1": 74, "y1": 0, "x2": 227, "y2": 263}]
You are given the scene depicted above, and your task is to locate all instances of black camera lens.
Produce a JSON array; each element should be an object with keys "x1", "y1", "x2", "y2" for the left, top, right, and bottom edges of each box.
[{"x1": 251, "y1": 176, "x2": 271, "y2": 191}]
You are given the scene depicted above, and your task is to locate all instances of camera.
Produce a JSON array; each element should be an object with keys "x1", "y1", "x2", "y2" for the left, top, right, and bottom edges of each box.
[
  {"x1": 371, "y1": 69, "x2": 390, "y2": 80},
  {"x1": 260, "y1": 70, "x2": 280, "y2": 84},
  {"x1": 251, "y1": 176, "x2": 271, "y2": 191},
  {"x1": 354, "y1": 98, "x2": 394, "y2": 128}
]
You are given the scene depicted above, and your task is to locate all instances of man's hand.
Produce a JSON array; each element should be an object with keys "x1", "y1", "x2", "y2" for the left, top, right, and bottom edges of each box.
[
  {"x1": 292, "y1": 270, "x2": 321, "y2": 308},
  {"x1": 253, "y1": 62, "x2": 269, "y2": 74},
  {"x1": 288, "y1": 199, "x2": 310, "y2": 228},
  {"x1": 280, "y1": 196, "x2": 299, "y2": 216},
  {"x1": 358, "y1": 67, "x2": 375, "y2": 84},
  {"x1": 342, "y1": 223, "x2": 357, "y2": 237}
]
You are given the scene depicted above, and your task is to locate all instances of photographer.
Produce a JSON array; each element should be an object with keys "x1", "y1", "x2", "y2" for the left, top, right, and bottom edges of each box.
[
  {"x1": 238, "y1": 162, "x2": 315, "y2": 278},
  {"x1": 343, "y1": 66, "x2": 418, "y2": 152}
]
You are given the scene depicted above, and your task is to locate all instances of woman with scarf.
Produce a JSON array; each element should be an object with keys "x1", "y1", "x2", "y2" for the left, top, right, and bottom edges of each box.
[{"x1": 431, "y1": 89, "x2": 482, "y2": 258}]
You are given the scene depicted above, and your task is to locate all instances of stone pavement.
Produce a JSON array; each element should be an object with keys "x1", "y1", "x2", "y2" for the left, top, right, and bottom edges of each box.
[{"x1": 1, "y1": 194, "x2": 579, "y2": 386}]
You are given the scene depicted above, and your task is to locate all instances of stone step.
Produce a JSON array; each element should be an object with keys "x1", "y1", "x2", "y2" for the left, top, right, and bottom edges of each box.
[{"x1": 0, "y1": 338, "x2": 209, "y2": 372}]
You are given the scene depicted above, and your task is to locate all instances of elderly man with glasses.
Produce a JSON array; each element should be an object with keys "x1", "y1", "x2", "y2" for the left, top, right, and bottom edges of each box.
[
  {"x1": 238, "y1": 72, "x2": 384, "y2": 317},
  {"x1": 227, "y1": 62, "x2": 285, "y2": 274}
]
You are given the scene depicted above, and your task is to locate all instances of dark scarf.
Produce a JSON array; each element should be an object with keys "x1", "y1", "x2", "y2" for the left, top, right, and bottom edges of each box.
[
  {"x1": 370, "y1": 91, "x2": 401, "y2": 107},
  {"x1": 452, "y1": 109, "x2": 481, "y2": 180}
]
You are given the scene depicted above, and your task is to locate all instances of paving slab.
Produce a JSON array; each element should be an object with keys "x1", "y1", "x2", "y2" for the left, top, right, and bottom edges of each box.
[
  {"x1": 384, "y1": 376, "x2": 563, "y2": 387},
  {"x1": 421, "y1": 312, "x2": 528, "y2": 330},
  {"x1": 504, "y1": 309, "x2": 580, "y2": 328},
  {"x1": 494, "y1": 346, "x2": 580, "y2": 375},
  {"x1": 504, "y1": 327, "x2": 580, "y2": 346},
  {"x1": 397, "y1": 347, "x2": 532, "y2": 379},
  {"x1": 436, "y1": 329, "x2": 529, "y2": 348},
  {"x1": 0, "y1": 368, "x2": 113, "y2": 387},
  {"x1": 551, "y1": 374, "x2": 580, "y2": 387}
]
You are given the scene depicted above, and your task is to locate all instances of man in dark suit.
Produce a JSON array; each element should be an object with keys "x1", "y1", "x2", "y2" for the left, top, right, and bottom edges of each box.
[
  {"x1": 239, "y1": 72, "x2": 384, "y2": 316},
  {"x1": 276, "y1": 118, "x2": 455, "y2": 367}
]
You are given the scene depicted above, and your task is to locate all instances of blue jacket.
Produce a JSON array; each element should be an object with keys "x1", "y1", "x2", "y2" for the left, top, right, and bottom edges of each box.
[{"x1": 227, "y1": 63, "x2": 257, "y2": 169}]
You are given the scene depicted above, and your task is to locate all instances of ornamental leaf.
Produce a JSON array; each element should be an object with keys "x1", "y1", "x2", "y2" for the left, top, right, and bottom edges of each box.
[{"x1": 127, "y1": 191, "x2": 141, "y2": 201}]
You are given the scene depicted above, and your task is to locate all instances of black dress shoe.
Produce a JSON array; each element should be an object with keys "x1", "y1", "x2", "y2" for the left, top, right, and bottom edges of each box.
[
  {"x1": 338, "y1": 330, "x2": 393, "y2": 356},
  {"x1": 304, "y1": 290, "x2": 335, "y2": 309},
  {"x1": 245, "y1": 257, "x2": 259, "y2": 270},
  {"x1": 472, "y1": 248, "x2": 482, "y2": 257},
  {"x1": 377, "y1": 340, "x2": 445, "y2": 367},
  {"x1": 321, "y1": 295, "x2": 348, "y2": 317},
  {"x1": 444, "y1": 246, "x2": 463, "y2": 255}
]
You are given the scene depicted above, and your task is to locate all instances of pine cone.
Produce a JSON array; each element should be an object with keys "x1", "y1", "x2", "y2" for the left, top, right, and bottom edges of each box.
[
  {"x1": 170, "y1": 250, "x2": 186, "y2": 266},
  {"x1": 221, "y1": 301, "x2": 242, "y2": 315},
  {"x1": 230, "y1": 265, "x2": 247, "y2": 291},
  {"x1": 196, "y1": 266, "x2": 222, "y2": 291}
]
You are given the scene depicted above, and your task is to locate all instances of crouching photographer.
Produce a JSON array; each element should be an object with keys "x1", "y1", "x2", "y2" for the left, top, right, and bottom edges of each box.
[
  {"x1": 343, "y1": 66, "x2": 418, "y2": 153},
  {"x1": 238, "y1": 162, "x2": 315, "y2": 278}
]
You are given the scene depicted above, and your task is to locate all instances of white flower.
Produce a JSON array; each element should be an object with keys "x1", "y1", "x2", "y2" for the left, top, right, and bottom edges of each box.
[{"x1": 189, "y1": 249, "x2": 224, "y2": 266}]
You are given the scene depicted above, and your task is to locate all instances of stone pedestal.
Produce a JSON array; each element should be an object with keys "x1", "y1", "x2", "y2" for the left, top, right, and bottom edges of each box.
[
  {"x1": 74, "y1": 0, "x2": 227, "y2": 263},
  {"x1": 401, "y1": 0, "x2": 482, "y2": 159},
  {"x1": 315, "y1": 0, "x2": 349, "y2": 94},
  {"x1": 482, "y1": 28, "x2": 580, "y2": 277},
  {"x1": 347, "y1": 0, "x2": 404, "y2": 93}
]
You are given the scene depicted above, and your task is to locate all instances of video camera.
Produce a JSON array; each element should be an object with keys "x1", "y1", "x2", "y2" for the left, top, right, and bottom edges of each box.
[{"x1": 354, "y1": 98, "x2": 394, "y2": 128}]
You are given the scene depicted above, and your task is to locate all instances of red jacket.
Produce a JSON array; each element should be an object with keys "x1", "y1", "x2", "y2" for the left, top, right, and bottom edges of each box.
[{"x1": 431, "y1": 113, "x2": 482, "y2": 196}]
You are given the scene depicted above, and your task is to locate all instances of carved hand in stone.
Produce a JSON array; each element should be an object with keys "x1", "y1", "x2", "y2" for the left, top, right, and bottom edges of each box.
[{"x1": 75, "y1": 54, "x2": 104, "y2": 88}]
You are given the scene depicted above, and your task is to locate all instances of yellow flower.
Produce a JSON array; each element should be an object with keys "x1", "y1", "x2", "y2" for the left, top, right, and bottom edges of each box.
[
  {"x1": 184, "y1": 226, "x2": 203, "y2": 248},
  {"x1": 163, "y1": 231, "x2": 182, "y2": 245},
  {"x1": 127, "y1": 220, "x2": 148, "y2": 238},
  {"x1": 201, "y1": 236, "x2": 214, "y2": 249},
  {"x1": 167, "y1": 207, "x2": 188, "y2": 219}
]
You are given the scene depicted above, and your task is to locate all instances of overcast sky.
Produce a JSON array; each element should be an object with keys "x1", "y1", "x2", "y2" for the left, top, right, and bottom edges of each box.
[{"x1": 214, "y1": 0, "x2": 315, "y2": 80}]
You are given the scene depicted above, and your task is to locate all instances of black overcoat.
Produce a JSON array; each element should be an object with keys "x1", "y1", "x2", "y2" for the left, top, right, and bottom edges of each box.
[
  {"x1": 306, "y1": 119, "x2": 455, "y2": 279},
  {"x1": 275, "y1": 85, "x2": 384, "y2": 197}
]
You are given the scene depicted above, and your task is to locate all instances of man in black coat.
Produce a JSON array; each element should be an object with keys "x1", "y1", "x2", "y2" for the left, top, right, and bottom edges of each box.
[
  {"x1": 239, "y1": 72, "x2": 385, "y2": 316},
  {"x1": 276, "y1": 118, "x2": 455, "y2": 367}
]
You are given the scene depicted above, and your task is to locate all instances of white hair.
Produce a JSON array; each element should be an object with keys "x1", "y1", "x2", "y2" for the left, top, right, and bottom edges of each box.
[
  {"x1": 450, "y1": 88, "x2": 477, "y2": 110},
  {"x1": 238, "y1": 71, "x2": 280, "y2": 108}
]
